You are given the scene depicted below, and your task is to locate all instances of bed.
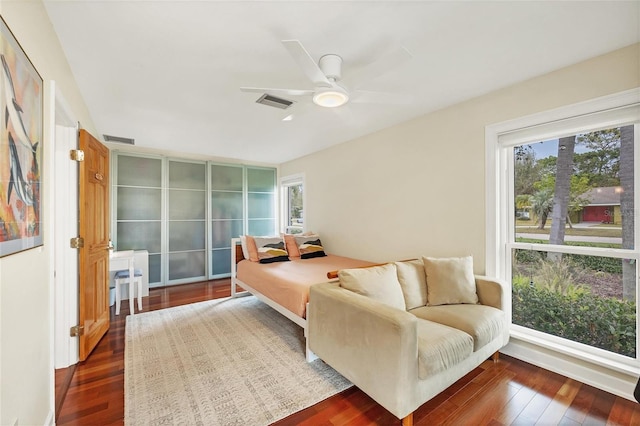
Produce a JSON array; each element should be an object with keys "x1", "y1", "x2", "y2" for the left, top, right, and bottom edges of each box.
[{"x1": 230, "y1": 237, "x2": 375, "y2": 360}]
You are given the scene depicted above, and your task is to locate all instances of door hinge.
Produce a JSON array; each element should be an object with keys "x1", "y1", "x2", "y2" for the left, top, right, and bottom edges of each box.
[
  {"x1": 70, "y1": 325, "x2": 84, "y2": 337},
  {"x1": 70, "y1": 149, "x2": 84, "y2": 161},
  {"x1": 70, "y1": 237, "x2": 84, "y2": 249}
]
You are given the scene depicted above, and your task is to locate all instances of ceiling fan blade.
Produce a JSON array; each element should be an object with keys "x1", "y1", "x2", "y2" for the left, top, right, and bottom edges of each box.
[
  {"x1": 240, "y1": 87, "x2": 315, "y2": 97},
  {"x1": 282, "y1": 40, "x2": 332, "y2": 88},
  {"x1": 350, "y1": 90, "x2": 412, "y2": 105},
  {"x1": 342, "y1": 46, "x2": 412, "y2": 90}
]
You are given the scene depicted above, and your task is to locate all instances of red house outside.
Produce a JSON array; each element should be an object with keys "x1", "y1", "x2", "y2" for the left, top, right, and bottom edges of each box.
[{"x1": 580, "y1": 186, "x2": 622, "y2": 224}]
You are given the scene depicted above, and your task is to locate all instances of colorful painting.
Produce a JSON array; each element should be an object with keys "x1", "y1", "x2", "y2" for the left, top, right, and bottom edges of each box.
[{"x1": 0, "y1": 17, "x2": 43, "y2": 257}]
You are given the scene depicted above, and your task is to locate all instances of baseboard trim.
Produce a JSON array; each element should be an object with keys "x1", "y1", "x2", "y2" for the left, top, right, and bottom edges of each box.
[
  {"x1": 503, "y1": 337, "x2": 639, "y2": 402},
  {"x1": 45, "y1": 409, "x2": 55, "y2": 426}
]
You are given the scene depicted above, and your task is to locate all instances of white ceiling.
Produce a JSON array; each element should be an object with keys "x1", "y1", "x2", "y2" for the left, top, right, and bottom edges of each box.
[{"x1": 44, "y1": 1, "x2": 640, "y2": 164}]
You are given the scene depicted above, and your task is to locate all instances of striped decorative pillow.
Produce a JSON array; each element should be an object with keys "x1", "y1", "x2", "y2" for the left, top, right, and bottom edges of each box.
[
  {"x1": 253, "y1": 237, "x2": 290, "y2": 264},
  {"x1": 294, "y1": 236, "x2": 327, "y2": 259}
]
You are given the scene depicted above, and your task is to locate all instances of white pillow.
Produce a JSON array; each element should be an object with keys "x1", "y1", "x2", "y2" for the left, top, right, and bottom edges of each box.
[
  {"x1": 339, "y1": 263, "x2": 407, "y2": 311},
  {"x1": 423, "y1": 256, "x2": 478, "y2": 306},
  {"x1": 239, "y1": 235, "x2": 249, "y2": 260},
  {"x1": 395, "y1": 259, "x2": 428, "y2": 310}
]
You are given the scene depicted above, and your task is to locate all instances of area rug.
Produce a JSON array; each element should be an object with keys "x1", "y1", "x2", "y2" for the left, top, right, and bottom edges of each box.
[{"x1": 125, "y1": 296, "x2": 351, "y2": 425}]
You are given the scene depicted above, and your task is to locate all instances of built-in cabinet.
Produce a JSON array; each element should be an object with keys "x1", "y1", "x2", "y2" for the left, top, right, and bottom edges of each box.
[
  {"x1": 115, "y1": 155, "x2": 162, "y2": 283},
  {"x1": 113, "y1": 153, "x2": 276, "y2": 287}
]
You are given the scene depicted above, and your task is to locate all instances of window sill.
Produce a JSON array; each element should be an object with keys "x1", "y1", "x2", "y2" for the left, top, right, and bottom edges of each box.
[{"x1": 510, "y1": 327, "x2": 640, "y2": 376}]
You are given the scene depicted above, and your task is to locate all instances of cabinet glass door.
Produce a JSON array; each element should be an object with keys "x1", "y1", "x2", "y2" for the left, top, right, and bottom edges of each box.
[
  {"x1": 247, "y1": 167, "x2": 276, "y2": 236},
  {"x1": 115, "y1": 155, "x2": 162, "y2": 284},
  {"x1": 168, "y1": 160, "x2": 206, "y2": 282},
  {"x1": 210, "y1": 164, "x2": 244, "y2": 277}
]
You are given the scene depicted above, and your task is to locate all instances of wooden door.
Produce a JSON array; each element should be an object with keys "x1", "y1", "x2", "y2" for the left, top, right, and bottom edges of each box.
[{"x1": 78, "y1": 129, "x2": 111, "y2": 361}]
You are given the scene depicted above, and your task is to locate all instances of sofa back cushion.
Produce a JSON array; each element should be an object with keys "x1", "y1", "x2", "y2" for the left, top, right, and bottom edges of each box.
[
  {"x1": 339, "y1": 263, "x2": 407, "y2": 311},
  {"x1": 423, "y1": 256, "x2": 478, "y2": 306},
  {"x1": 395, "y1": 260, "x2": 428, "y2": 310}
]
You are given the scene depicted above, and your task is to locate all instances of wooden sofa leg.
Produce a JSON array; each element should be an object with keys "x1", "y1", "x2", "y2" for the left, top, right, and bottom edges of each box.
[
  {"x1": 491, "y1": 351, "x2": 500, "y2": 362},
  {"x1": 401, "y1": 412, "x2": 413, "y2": 426}
]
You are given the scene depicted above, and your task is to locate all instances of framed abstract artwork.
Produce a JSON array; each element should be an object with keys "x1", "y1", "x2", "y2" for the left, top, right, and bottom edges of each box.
[{"x1": 0, "y1": 16, "x2": 43, "y2": 257}]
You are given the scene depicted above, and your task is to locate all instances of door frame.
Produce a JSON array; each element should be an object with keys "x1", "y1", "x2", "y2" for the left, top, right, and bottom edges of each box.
[{"x1": 51, "y1": 81, "x2": 80, "y2": 368}]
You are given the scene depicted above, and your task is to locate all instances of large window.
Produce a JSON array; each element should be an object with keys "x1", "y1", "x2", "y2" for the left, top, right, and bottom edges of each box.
[
  {"x1": 487, "y1": 90, "x2": 640, "y2": 367},
  {"x1": 280, "y1": 174, "x2": 304, "y2": 234}
]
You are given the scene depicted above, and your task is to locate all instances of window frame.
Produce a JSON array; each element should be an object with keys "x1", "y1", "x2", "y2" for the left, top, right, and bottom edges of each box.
[
  {"x1": 280, "y1": 173, "x2": 305, "y2": 235},
  {"x1": 486, "y1": 88, "x2": 640, "y2": 372}
]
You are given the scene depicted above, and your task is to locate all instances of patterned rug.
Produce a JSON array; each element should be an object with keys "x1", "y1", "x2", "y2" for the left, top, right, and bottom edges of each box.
[{"x1": 124, "y1": 296, "x2": 351, "y2": 425}]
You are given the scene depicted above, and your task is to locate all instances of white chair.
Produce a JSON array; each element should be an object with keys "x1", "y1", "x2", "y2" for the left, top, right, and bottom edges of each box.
[{"x1": 111, "y1": 250, "x2": 143, "y2": 315}]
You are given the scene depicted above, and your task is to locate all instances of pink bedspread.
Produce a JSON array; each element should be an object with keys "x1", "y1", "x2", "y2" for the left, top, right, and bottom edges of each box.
[{"x1": 236, "y1": 254, "x2": 374, "y2": 318}]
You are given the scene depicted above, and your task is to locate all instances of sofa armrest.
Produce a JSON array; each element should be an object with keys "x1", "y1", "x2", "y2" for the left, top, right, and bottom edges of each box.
[
  {"x1": 309, "y1": 282, "x2": 418, "y2": 414},
  {"x1": 475, "y1": 275, "x2": 506, "y2": 311}
]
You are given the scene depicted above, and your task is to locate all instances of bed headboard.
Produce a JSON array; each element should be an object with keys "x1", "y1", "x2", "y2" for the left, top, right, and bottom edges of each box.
[{"x1": 234, "y1": 242, "x2": 245, "y2": 263}]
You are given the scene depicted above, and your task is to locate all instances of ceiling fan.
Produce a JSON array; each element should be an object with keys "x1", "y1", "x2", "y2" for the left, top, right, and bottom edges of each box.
[{"x1": 240, "y1": 40, "x2": 412, "y2": 109}]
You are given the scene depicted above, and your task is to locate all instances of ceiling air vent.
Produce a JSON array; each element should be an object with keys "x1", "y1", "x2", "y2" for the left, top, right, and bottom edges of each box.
[
  {"x1": 255, "y1": 94, "x2": 294, "y2": 110},
  {"x1": 103, "y1": 134, "x2": 135, "y2": 145}
]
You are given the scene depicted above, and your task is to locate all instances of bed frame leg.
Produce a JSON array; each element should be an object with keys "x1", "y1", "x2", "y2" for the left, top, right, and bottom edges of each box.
[
  {"x1": 491, "y1": 351, "x2": 500, "y2": 362},
  {"x1": 401, "y1": 412, "x2": 413, "y2": 426},
  {"x1": 304, "y1": 322, "x2": 318, "y2": 362}
]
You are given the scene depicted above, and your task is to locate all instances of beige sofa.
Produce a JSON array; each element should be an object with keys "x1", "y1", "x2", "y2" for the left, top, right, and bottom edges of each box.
[{"x1": 308, "y1": 258, "x2": 509, "y2": 426}]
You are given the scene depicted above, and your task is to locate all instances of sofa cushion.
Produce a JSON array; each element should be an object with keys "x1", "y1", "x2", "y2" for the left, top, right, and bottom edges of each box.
[
  {"x1": 339, "y1": 263, "x2": 407, "y2": 311},
  {"x1": 410, "y1": 304, "x2": 506, "y2": 351},
  {"x1": 423, "y1": 256, "x2": 478, "y2": 305},
  {"x1": 395, "y1": 260, "x2": 428, "y2": 310},
  {"x1": 416, "y1": 319, "x2": 473, "y2": 379}
]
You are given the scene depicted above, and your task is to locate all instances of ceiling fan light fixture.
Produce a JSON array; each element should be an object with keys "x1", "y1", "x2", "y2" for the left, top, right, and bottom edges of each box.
[{"x1": 313, "y1": 87, "x2": 349, "y2": 108}]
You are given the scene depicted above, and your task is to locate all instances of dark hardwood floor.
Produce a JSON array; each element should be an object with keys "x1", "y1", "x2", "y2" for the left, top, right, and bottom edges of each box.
[{"x1": 56, "y1": 280, "x2": 640, "y2": 425}]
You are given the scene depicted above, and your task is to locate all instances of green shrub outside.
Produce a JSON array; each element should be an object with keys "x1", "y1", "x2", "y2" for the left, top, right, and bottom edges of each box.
[
  {"x1": 515, "y1": 238, "x2": 622, "y2": 274},
  {"x1": 567, "y1": 254, "x2": 622, "y2": 274},
  {"x1": 512, "y1": 277, "x2": 636, "y2": 357}
]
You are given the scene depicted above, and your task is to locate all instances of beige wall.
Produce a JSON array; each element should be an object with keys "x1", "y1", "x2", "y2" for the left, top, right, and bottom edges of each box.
[
  {"x1": 0, "y1": 1, "x2": 97, "y2": 425},
  {"x1": 281, "y1": 43, "x2": 640, "y2": 270}
]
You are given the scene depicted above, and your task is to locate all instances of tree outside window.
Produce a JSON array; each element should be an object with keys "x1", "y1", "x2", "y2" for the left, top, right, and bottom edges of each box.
[{"x1": 512, "y1": 126, "x2": 636, "y2": 358}]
